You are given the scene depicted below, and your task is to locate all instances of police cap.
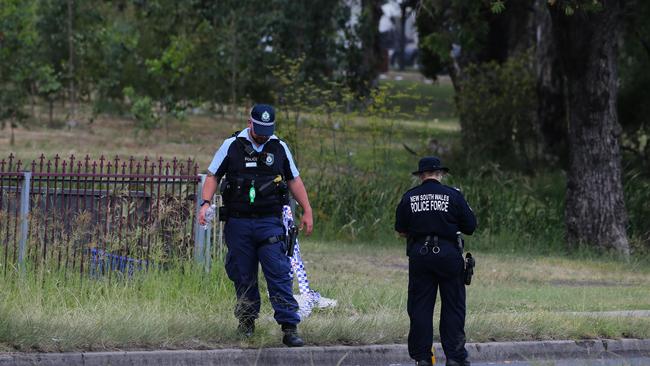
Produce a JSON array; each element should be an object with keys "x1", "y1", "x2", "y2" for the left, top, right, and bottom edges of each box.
[
  {"x1": 411, "y1": 156, "x2": 450, "y2": 175},
  {"x1": 250, "y1": 104, "x2": 276, "y2": 136}
]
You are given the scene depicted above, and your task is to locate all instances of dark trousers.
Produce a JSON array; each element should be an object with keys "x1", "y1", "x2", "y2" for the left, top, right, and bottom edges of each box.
[
  {"x1": 407, "y1": 242, "x2": 468, "y2": 363},
  {"x1": 224, "y1": 216, "x2": 300, "y2": 325}
]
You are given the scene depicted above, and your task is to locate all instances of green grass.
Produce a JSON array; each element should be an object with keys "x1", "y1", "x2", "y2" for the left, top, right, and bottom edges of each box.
[
  {"x1": 1, "y1": 239, "x2": 649, "y2": 352},
  {"x1": 379, "y1": 77, "x2": 457, "y2": 120}
]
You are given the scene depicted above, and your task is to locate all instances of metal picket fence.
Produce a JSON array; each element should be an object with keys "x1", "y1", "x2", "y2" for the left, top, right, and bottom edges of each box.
[{"x1": 0, "y1": 153, "x2": 212, "y2": 278}]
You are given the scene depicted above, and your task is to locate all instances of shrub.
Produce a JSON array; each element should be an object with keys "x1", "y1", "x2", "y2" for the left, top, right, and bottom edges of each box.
[
  {"x1": 123, "y1": 86, "x2": 160, "y2": 131},
  {"x1": 456, "y1": 53, "x2": 540, "y2": 170}
]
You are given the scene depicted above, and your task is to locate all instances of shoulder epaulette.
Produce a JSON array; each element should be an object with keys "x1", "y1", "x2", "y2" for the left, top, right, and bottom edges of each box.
[
  {"x1": 233, "y1": 133, "x2": 256, "y2": 156},
  {"x1": 447, "y1": 185, "x2": 462, "y2": 193},
  {"x1": 267, "y1": 138, "x2": 281, "y2": 147}
]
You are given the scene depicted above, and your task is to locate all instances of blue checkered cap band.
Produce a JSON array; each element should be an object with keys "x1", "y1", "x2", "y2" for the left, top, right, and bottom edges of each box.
[{"x1": 250, "y1": 104, "x2": 275, "y2": 136}]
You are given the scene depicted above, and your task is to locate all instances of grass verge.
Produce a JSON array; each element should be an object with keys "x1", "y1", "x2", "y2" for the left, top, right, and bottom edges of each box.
[{"x1": 1, "y1": 238, "x2": 649, "y2": 352}]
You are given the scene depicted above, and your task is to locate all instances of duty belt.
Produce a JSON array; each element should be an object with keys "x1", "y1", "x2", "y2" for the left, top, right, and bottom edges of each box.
[
  {"x1": 258, "y1": 234, "x2": 286, "y2": 247},
  {"x1": 228, "y1": 211, "x2": 282, "y2": 219},
  {"x1": 419, "y1": 235, "x2": 440, "y2": 255},
  {"x1": 412, "y1": 233, "x2": 455, "y2": 244}
]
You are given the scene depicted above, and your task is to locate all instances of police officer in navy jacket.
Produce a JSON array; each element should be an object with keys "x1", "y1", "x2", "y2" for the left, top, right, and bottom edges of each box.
[
  {"x1": 395, "y1": 157, "x2": 476, "y2": 366},
  {"x1": 198, "y1": 104, "x2": 313, "y2": 347}
]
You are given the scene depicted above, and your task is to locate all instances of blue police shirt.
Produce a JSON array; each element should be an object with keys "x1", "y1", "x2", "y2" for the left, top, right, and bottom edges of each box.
[{"x1": 395, "y1": 179, "x2": 476, "y2": 241}]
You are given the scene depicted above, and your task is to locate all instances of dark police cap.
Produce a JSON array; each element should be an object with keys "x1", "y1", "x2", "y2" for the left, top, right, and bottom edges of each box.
[
  {"x1": 411, "y1": 156, "x2": 450, "y2": 175},
  {"x1": 250, "y1": 104, "x2": 276, "y2": 136}
]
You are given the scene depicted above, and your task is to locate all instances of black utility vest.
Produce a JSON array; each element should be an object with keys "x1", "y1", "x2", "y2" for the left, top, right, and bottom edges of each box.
[{"x1": 222, "y1": 136, "x2": 289, "y2": 216}]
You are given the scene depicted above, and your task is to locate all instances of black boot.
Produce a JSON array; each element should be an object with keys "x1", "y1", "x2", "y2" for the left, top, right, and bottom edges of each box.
[
  {"x1": 281, "y1": 324, "x2": 304, "y2": 347},
  {"x1": 415, "y1": 360, "x2": 433, "y2": 366},
  {"x1": 237, "y1": 317, "x2": 255, "y2": 338},
  {"x1": 446, "y1": 359, "x2": 470, "y2": 366}
]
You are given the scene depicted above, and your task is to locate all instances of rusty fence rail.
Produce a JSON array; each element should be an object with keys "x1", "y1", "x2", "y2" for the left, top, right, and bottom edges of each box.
[{"x1": 0, "y1": 153, "x2": 214, "y2": 278}]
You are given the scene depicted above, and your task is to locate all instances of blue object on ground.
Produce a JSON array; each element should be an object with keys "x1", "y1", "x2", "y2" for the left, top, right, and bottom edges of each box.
[{"x1": 88, "y1": 248, "x2": 150, "y2": 277}]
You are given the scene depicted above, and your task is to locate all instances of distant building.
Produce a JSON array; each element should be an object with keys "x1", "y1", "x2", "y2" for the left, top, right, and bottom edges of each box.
[{"x1": 379, "y1": 0, "x2": 419, "y2": 71}]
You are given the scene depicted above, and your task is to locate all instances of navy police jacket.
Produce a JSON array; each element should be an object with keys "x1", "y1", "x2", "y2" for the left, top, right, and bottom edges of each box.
[{"x1": 395, "y1": 179, "x2": 476, "y2": 243}]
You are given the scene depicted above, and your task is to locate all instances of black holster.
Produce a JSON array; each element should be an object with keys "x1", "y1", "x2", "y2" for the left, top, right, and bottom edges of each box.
[
  {"x1": 406, "y1": 236, "x2": 416, "y2": 256},
  {"x1": 218, "y1": 206, "x2": 228, "y2": 221},
  {"x1": 457, "y1": 232, "x2": 475, "y2": 286},
  {"x1": 286, "y1": 224, "x2": 298, "y2": 257},
  {"x1": 464, "y1": 252, "x2": 475, "y2": 286}
]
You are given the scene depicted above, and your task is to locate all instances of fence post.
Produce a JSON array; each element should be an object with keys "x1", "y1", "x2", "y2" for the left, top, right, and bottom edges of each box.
[
  {"x1": 194, "y1": 174, "x2": 206, "y2": 266},
  {"x1": 204, "y1": 216, "x2": 213, "y2": 273},
  {"x1": 290, "y1": 197, "x2": 297, "y2": 217},
  {"x1": 215, "y1": 194, "x2": 224, "y2": 260},
  {"x1": 18, "y1": 171, "x2": 31, "y2": 274}
]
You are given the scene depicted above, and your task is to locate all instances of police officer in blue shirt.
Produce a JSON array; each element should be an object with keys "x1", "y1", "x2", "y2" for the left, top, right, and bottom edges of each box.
[
  {"x1": 395, "y1": 157, "x2": 476, "y2": 366},
  {"x1": 198, "y1": 104, "x2": 313, "y2": 347}
]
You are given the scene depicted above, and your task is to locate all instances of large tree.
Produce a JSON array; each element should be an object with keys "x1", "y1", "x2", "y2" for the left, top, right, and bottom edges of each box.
[
  {"x1": 548, "y1": 0, "x2": 629, "y2": 255},
  {"x1": 416, "y1": 0, "x2": 631, "y2": 255}
]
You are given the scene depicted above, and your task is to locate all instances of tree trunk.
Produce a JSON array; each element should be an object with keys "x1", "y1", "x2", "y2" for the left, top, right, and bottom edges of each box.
[
  {"x1": 534, "y1": 0, "x2": 568, "y2": 167},
  {"x1": 229, "y1": 12, "x2": 238, "y2": 119},
  {"x1": 67, "y1": 0, "x2": 76, "y2": 124},
  {"x1": 354, "y1": 0, "x2": 382, "y2": 95},
  {"x1": 10, "y1": 116, "x2": 15, "y2": 146},
  {"x1": 398, "y1": 3, "x2": 407, "y2": 71},
  {"x1": 549, "y1": 0, "x2": 630, "y2": 256},
  {"x1": 30, "y1": 82, "x2": 38, "y2": 122},
  {"x1": 49, "y1": 99, "x2": 54, "y2": 127}
]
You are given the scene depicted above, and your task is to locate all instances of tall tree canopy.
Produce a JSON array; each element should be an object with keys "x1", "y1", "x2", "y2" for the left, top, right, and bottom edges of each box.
[{"x1": 0, "y1": 0, "x2": 381, "y2": 123}]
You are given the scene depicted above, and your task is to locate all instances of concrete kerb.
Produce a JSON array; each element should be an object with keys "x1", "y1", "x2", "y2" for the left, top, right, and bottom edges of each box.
[
  {"x1": 465, "y1": 339, "x2": 650, "y2": 361},
  {"x1": 2, "y1": 339, "x2": 650, "y2": 366}
]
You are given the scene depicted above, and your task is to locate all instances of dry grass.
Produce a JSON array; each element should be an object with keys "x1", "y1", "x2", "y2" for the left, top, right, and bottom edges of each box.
[
  {"x1": 0, "y1": 101, "x2": 457, "y2": 172},
  {"x1": 0, "y1": 112, "x2": 240, "y2": 168}
]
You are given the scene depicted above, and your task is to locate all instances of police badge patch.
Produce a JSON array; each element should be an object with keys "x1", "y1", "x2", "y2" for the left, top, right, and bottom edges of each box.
[{"x1": 265, "y1": 153, "x2": 274, "y2": 166}]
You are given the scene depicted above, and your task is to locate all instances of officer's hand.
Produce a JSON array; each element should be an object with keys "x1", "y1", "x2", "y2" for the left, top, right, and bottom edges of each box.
[
  {"x1": 300, "y1": 209, "x2": 313, "y2": 236},
  {"x1": 198, "y1": 204, "x2": 209, "y2": 226}
]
